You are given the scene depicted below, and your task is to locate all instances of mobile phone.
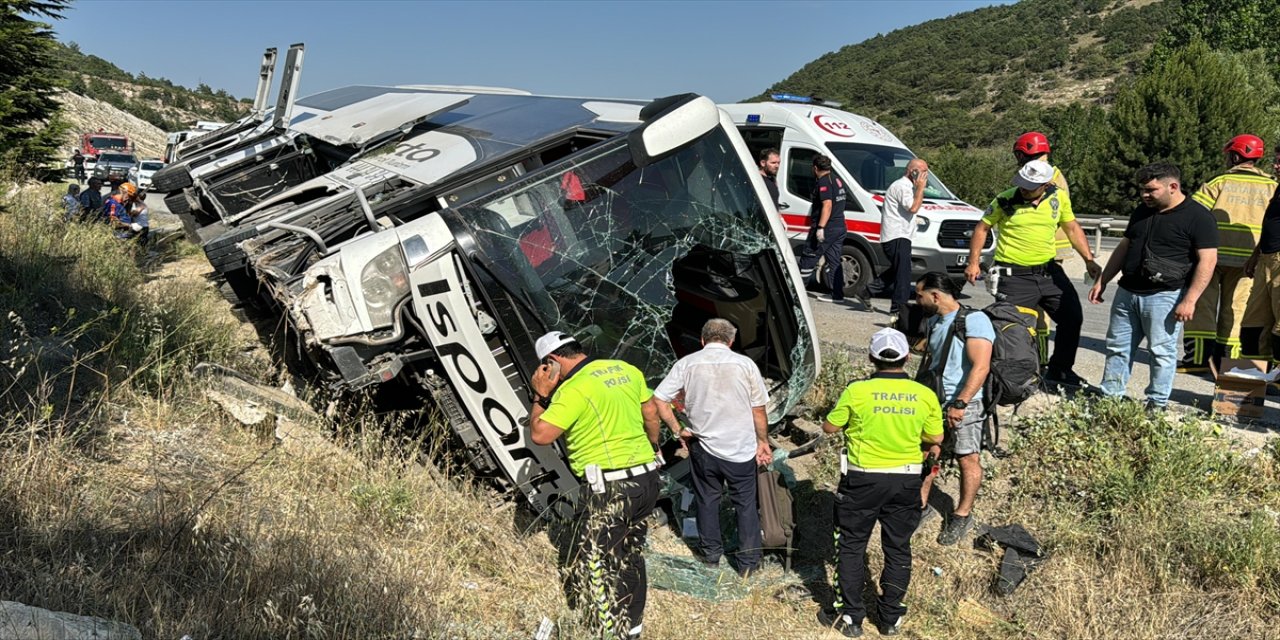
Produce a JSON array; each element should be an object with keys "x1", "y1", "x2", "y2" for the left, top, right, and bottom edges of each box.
[
  {"x1": 544, "y1": 359, "x2": 562, "y2": 380},
  {"x1": 909, "y1": 169, "x2": 920, "y2": 181}
]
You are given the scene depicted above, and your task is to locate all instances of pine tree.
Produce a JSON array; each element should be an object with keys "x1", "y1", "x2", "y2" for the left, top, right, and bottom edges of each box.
[
  {"x1": 0, "y1": 0, "x2": 72, "y2": 173},
  {"x1": 1108, "y1": 40, "x2": 1280, "y2": 199}
]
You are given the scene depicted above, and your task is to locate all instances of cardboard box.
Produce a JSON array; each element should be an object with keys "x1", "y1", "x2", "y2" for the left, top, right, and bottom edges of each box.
[{"x1": 1213, "y1": 358, "x2": 1269, "y2": 420}]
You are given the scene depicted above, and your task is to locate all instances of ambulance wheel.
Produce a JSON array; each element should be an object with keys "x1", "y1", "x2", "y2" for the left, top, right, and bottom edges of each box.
[{"x1": 823, "y1": 244, "x2": 871, "y2": 298}]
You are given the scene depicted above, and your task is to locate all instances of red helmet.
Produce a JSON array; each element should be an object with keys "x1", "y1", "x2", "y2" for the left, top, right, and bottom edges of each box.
[
  {"x1": 1014, "y1": 131, "x2": 1051, "y2": 156},
  {"x1": 1224, "y1": 134, "x2": 1265, "y2": 160}
]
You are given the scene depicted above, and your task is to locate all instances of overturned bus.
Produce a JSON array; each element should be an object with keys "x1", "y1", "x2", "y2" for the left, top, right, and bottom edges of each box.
[{"x1": 186, "y1": 79, "x2": 820, "y2": 516}]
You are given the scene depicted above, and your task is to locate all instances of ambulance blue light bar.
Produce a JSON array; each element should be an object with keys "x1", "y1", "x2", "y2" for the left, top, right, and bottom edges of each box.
[
  {"x1": 746, "y1": 114, "x2": 761, "y2": 124},
  {"x1": 770, "y1": 93, "x2": 843, "y2": 108}
]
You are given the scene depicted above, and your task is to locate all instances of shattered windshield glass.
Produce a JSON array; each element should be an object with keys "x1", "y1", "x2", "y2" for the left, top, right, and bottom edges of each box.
[{"x1": 447, "y1": 128, "x2": 815, "y2": 418}]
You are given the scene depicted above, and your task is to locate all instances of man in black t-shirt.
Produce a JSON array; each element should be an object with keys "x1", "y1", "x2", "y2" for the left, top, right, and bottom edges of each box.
[
  {"x1": 1240, "y1": 187, "x2": 1280, "y2": 363},
  {"x1": 796, "y1": 154, "x2": 848, "y2": 302},
  {"x1": 1088, "y1": 163, "x2": 1217, "y2": 409}
]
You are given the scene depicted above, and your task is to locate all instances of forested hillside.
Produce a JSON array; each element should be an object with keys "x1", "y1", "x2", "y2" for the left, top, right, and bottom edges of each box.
[
  {"x1": 757, "y1": 0, "x2": 1280, "y2": 216},
  {"x1": 53, "y1": 41, "x2": 250, "y2": 133}
]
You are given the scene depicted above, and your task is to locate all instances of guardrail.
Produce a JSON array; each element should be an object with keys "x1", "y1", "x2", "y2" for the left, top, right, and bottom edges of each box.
[{"x1": 1076, "y1": 216, "x2": 1128, "y2": 255}]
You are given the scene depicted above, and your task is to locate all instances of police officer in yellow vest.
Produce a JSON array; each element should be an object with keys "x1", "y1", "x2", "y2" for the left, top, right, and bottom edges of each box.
[
  {"x1": 817, "y1": 328, "x2": 943, "y2": 638},
  {"x1": 966, "y1": 160, "x2": 1102, "y2": 389},
  {"x1": 1014, "y1": 132, "x2": 1073, "y2": 366},
  {"x1": 1182, "y1": 135, "x2": 1279, "y2": 372},
  {"x1": 529, "y1": 331, "x2": 661, "y2": 640}
]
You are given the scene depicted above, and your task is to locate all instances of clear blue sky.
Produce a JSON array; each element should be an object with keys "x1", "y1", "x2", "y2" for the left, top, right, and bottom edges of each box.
[{"x1": 55, "y1": 0, "x2": 1014, "y2": 103}]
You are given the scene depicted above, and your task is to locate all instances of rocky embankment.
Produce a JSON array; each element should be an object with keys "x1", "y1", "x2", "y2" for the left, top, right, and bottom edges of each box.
[{"x1": 54, "y1": 91, "x2": 167, "y2": 158}]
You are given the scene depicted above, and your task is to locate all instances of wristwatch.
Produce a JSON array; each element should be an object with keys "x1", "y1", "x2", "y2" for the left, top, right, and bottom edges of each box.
[
  {"x1": 948, "y1": 399, "x2": 968, "y2": 410},
  {"x1": 533, "y1": 394, "x2": 551, "y2": 409}
]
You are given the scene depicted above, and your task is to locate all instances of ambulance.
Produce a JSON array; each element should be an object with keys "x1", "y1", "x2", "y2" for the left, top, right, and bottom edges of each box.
[{"x1": 722, "y1": 96, "x2": 994, "y2": 297}]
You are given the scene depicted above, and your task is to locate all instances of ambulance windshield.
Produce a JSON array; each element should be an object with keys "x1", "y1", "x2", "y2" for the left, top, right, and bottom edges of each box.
[{"x1": 826, "y1": 142, "x2": 956, "y2": 200}]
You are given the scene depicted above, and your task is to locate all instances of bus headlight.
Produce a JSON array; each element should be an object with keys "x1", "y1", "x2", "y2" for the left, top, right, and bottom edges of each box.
[{"x1": 360, "y1": 245, "x2": 410, "y2": 327}]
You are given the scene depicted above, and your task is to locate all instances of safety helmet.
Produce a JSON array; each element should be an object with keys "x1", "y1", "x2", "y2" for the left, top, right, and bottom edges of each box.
[
  {"x1": 1224, "y1": 134, "x2": 1265, "y2": 160},
  {"x1": 117, "y1": 182, "x2": 138, "y2": 199},
  {"x1": 1014, "y1": 132, "x2": 1051, "y2": 157}
]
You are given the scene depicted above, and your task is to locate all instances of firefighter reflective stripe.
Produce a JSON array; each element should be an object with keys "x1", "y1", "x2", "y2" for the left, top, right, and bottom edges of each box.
[
  {"x1": 1193, "y1": 168, "x2": 1278, "y2": 268},
  {"x1": 831, "y1": 524, "x2": 845, "y2": 614}
]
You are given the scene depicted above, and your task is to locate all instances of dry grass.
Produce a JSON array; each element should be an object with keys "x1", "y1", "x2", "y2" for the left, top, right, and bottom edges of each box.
[{"x1": 1, "y1": 183, "x2": 1278, "y2": 639}]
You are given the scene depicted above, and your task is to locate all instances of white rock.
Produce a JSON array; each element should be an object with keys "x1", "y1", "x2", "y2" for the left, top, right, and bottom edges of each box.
[{"x1": 0, "y1": 601, "x2": 141, "y2": 640}]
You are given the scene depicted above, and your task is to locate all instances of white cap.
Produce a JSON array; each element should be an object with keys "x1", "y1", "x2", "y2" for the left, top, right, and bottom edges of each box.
[
  {"x1": 1013, "y1": 159, "x2": 1055, "y2": 190},
  {"x1": 869, "y1": 327, "x2": 909, "y2": 361},
  {"x1": 535, "y1": 331, "x2": 576, "y2": 360}
]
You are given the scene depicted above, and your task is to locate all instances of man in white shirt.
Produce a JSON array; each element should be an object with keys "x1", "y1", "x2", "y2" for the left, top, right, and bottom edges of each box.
[
  {"x1": 655, "y1": 318, "x2": 771, "y2": 577},
  {"x1": 875, "y1": 159, "x2": 929, "y2": 318}
]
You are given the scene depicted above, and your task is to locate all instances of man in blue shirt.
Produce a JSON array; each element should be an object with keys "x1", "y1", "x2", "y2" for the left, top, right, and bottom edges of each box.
[{"x1": 915, "y1": 272, "x2": 994, "y2": 546}]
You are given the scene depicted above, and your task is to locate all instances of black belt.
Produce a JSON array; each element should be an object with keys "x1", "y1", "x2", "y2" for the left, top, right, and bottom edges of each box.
[{"x1": 994, "y1": 261, "x2": 1053, "y2": 276}]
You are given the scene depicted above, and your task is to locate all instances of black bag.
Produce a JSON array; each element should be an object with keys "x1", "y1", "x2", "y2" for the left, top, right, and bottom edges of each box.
[
  {"x1": 1140, "y1": 212, "x2": 1191, "y2": 287},
  {"x1": 917, "y1": 302, "x2": 1041, "y2": 450}
]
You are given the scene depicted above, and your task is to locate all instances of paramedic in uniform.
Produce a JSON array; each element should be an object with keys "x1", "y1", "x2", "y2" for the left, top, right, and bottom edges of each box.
[
  {"x1": 654, "y1": 318, "x2": 772, "y2": 577},
  {"x1": 817, "y1": 328, "x2": 943, "y2": 638},
  {"x1": 1182, "y1": 135, "x2": 1279, "y2": 372},
  {"x1": 797, "y1": 154, "x2": 848, "y2": 303},
  {"x1": 529, "y1": 331, "x2": 661, "y2": 639},
  {"x1": 1013, "y1": 132, "x2": 1073, "y2": 366},
  {"x1": 965, "y1": 160, "x2": 1101, "y2": 389}
]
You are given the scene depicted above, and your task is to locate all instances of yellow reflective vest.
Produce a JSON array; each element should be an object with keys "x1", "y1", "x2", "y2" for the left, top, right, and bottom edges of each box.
[{"x1": 1192, "y1": 166, "x2": 1278, "y2": 268}]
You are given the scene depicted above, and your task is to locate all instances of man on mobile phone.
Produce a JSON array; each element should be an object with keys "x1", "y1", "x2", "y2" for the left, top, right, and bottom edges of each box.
[
  {"x1": 871, "y1": 158, "x2": 929, "y2": 319},
  {"x1": 528, "y1": 331, "x2": 661, "y2": 639},
  {"x1": 653, "y1": 318, "x2": 771, "y2": 578}
]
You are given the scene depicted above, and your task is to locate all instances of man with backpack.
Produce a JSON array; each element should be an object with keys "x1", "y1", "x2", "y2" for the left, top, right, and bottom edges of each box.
[
  {"x1": 914, "y1": 272, "x2": 993, "y2": 546},
  {"x1": 1089, "y1": 163, "x2": 1217, "y2": 409},
  {"x1": 653, "y1": 318, "x2": 772, "y2": 578}
]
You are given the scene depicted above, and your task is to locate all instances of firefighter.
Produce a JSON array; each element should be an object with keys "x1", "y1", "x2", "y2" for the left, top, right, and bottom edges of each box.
[
  {"x1": 1013, "y1": 132, "x2": 1072, "y2": 367},
  {"x1": 1181, "y1": 135, "x2": 1279, "y2": 372}
]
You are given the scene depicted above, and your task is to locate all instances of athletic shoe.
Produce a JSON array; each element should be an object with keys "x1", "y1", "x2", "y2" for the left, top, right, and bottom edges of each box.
[
  {"x1": 877, "y1": 615, "x2": 904, "y2": 636},
  {"x1": 816, "y1": 609, "x2": 863, "y2": 638},
  {"x1": 937, "y1": 513, "x2": 974, "y2": 546},
  {"x1": 1043, "y1": 368, "x2": 1088, "y2": 389}
]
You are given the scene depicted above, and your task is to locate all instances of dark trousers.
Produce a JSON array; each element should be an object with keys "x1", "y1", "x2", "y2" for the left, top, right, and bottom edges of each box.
[
  {"x1": 575, "y1": 471, "x2": 659, "y2": 638},
  {"x1": 880, "y1": 238, "x2": 912, "y2": 312},
  {"x1": 832, "y1": 470, "x2": 922, "y2": 624},
  {"x1": 998, "y1": 261, "x2": 1083, "y2": 372},
  {"x1": 689, "y1": 440, "x2": 762, "y2": 568},
  {"x1": 798, "y1": 225, "x2": 848, "y2": 300}
]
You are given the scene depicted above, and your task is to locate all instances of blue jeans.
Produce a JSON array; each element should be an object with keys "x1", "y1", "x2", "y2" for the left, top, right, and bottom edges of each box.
[{"x1": 1101, "y1": 287, "x2": 1182, "y2": 406}]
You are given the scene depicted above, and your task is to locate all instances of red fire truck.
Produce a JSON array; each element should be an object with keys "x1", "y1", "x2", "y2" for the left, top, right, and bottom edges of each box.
[{"x1": 80, "y1": 130, "x2": 132, "y2": 159}]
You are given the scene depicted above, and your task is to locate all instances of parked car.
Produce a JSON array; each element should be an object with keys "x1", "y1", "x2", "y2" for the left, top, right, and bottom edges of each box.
[{"x1": 128, "y1": 160, "x2": 166, "y2": 190}]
